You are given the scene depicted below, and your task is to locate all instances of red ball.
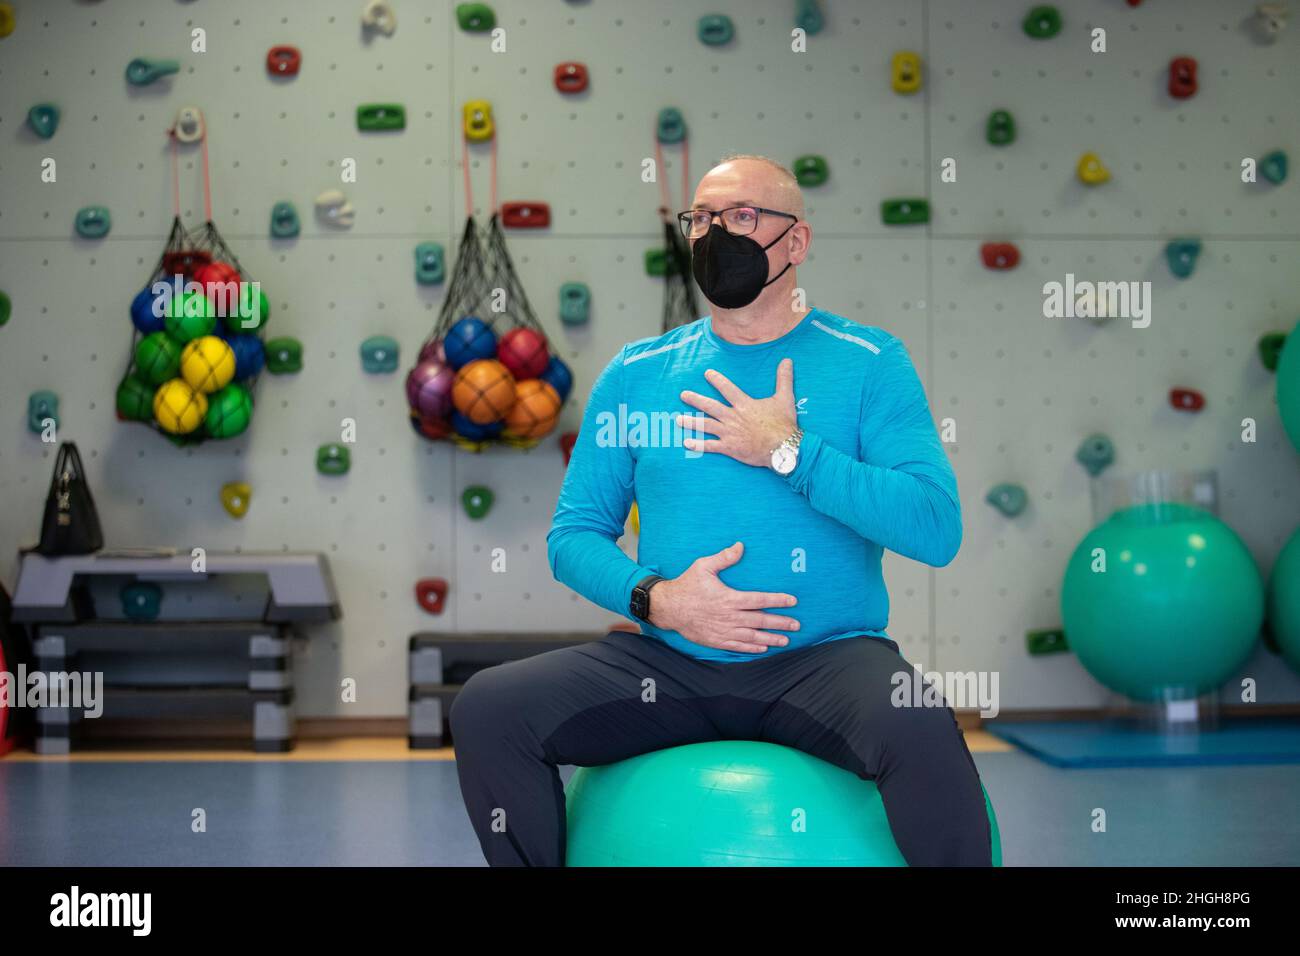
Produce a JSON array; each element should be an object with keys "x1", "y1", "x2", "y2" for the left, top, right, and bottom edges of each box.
[
  {"x1": 497, "y1": 327, "x2": 549, "y2": 380},
  {"x1": 195, "y1": 261, "x2": 240, "y2": 290}
]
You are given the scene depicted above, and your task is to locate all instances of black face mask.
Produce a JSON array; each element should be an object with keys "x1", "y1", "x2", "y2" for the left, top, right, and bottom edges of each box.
[{"x1": 691, "y1": 222, "x2": 795, "y2": 310}]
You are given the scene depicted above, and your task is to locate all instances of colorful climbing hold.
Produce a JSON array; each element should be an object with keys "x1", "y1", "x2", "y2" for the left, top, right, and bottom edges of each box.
[
  {"x1": 986, "y1": 109, "x2": 1016, "y2": 146},
  {"x1": 1165, "y1": 238, "x2": 1202, "y2": 279},
  {"x1": 554, "y1": 62, "x2": 589, "y2": 94},
  {"x1": 560, "y1": 431, "x2": 578, "y2": 466},
  {"x1": 266, "y1": 45, "x2": 301, "y2": 76},
  {"x1": 360, "y1": 335, "x2": 400, "y2": 374},
  {"x1": 264, "y1": 337, "x2": 303, "y2": 374},
  {"x1": 75, "y1": 206, "x2": 111, "y2": 239},
  {"x1": 415, "y1": 242, "x2": 445, "y2": 284},
  {"x1": 986, "y1": 483, "x2": 1028, "y2": 517},
  {"x1": 1022, "y1": 6, "x2": 1062, "y2": 39},
  {"x1": 462, "y1": 485, "x2": 494, "y2": 519},
  {"x1": 220, "y1": 482, "x2": 252, "y2": 518},
  {"x1": 1169, "y1": 387, "x2": 1205, "y2": 412},
  {"x1": 980, "y1": 242, "x2": 1020, "y2": 270},
  {"x1": 793, "y1": 155, "x2": 829, "y2": 187},
  {"x1": 0, "y1": 289, "x2": 10, "y2": 327},
  {"x1": 1260, "y1": 149, "x2": 1289, "y2": 185},
  {"x1": 125, "y1": 57, "x2": 180, "y2": 86},
  {"x1": 27, "y1": 103, "x2": 59, "y2": 139},
  {"x1": 362, "y1": 0, "x2": 396, "y2": 35},
  {"x1": 315, "y1": 189, "x2": 355, "y2": 228},
  {"x1": 1026, "y1": 628, "x2": 1069, "y2": 655},
  {"x1": 644, "y1": 249, "x2": 673, "y2": 277},
  {"x1": 121, "y1": 583, "x2": 163, "y2": 621},
  {"x1": 1168, "y1": 56, "x2": 1198, "y2": 99},
  {"x1": 174, "y1": 106, "x2": 205, "y2": 144},
  {"x1": 891, "y1": 51, "x2": 922, "y2": 94},
  {"x1": 1074, "y1": 433, "x2": 1115, "y2": 477},
  {"x1": 1253, "y1": 4, "x2": 1288, "y2": 42},
  {"x1": 0, "y1": 3, "x2": 13, "y2": 38},
  {"x1": 270, "y1": 201, "x2": 300, "y2": 238},
  {"x1": 463, "y1": 100, "x2": 494, "y2": 142},
  {"x1": 560, "y1": 283, "x2": 591, "y2": 326},
  {"x1": 881, "y1": 198, "x2": 930, "y2": 225},
  {"x1": 316, "y1": 444, "x2": 351, "y2": 476},
  {"x1": 28, "y1": 390, "x2": 58, "y2": 434},
  {"x1": 1259, "y1": 331, "x2": 1287, "y2": 372},
  {"x1": 698, "y1": 14, "x2": 735, "y2": 46},
  {"x1": 795, "y1": 0, "x2": 824, "y2": 35},
  {"x1": 357, "y1": 103, "x2": 405, "y2": 131},
  {"x1": 656, "y1": 107, "x2": 687, "y2": 145},
  {"x1": 456, "y1": 3, "x2": 495, "y2": 32},
  {"x1": 1076, "y1": 152, "x2": 1110, "y2": 186},
  {"x1": 415, "y1": 578, "x2": 449, "y2": 615},
  {"x1": 501, "y1": 202, "x2": 550, "y2": 228}
]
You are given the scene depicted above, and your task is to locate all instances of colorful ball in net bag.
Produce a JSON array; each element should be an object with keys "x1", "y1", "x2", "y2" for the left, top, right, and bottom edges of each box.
[
  {"x1": 222, "y1": 282, "x2": 270, "y2": 334},
  {"x1": 116, "y1": 374, "x2": 156, "y2": 421},
  {"x1": 153, "y1": 378, "x2": 208, "y2": 434},
  {"x1": 164, "y1": 290, "x2": 217, "y2": 342},
  {"x1": 450, "y1": 409, "x2": 504, "y2": 441},
  {"x1": 181, "y1": 335, "x2": 237, "y2": 394},
  {"x1": 135, "y1": 331, "x2": 183, "y2": 385},
  {"x1": 503, "y1": 380, "x2": 562, "y2": 440},
  {"x1": 497, "y1": 327, "x2": 550, "y2": 380},
  {"x1": 452, "y1": 359, "x2": 516, "y2": 424},
  {"x1": 406, "y1": 359, "x2": 455, "y2": 420},
  {"x1": 130, "y1": 286, "x2": 169, "y2": 335},
  {"x1": 419, "y1": 338, "x2": 447, "y2": 364},
  {"x1": 205, "y1": 382, "x2": 253, "y2": 439},
  {"x1": 539, "y1": 354, "x2": 573, "y2": 403},
  {"x1": 443, "y1": 316, "x2": 497, "y2": 369},
  {"x1": 224, "y1": 332, "x2": 266, "y2": 380},
  {"x1": 410, "y1": 409, "x2": 452, "y2": 441},
  {"x1": 195, "y1": 261, "x2": 240, "y2": 296}
]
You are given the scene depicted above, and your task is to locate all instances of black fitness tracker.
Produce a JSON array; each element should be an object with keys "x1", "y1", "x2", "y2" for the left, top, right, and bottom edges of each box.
[{"x1": 630, "y1": 574, "x2": 664, "y2": 622}]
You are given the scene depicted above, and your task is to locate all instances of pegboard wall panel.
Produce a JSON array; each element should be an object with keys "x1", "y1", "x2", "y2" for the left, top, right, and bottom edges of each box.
[{"x1": 1, "y1": 0, "x2": 1298, "y2": 718}]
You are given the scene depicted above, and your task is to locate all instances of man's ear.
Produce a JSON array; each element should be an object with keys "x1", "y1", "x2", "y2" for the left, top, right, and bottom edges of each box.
[{"x1": 789, "y1": 222, "x2": 812, "y2": 265}]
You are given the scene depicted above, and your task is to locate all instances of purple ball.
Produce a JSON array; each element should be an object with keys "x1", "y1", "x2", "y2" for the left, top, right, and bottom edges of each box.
[
  {"x1": 406, "y1": 359, "x2": 455, "y2": 420},
  {"x1": 418, "y1": 338, "x2": 446, "y2": 364}
]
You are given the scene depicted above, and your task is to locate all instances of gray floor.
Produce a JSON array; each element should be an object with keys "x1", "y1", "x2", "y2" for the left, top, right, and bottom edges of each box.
[{"x1": 1, "y1": 752, "x2": 1298, "y2": 866}]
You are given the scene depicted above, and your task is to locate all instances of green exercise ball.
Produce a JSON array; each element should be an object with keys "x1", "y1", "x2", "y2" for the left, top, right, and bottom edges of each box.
[
  {"x1": 1267, "y1": 525, "x2": 1300, "y2": 676},
  {"x1": 1278, "y1": 320, "x2": 1300, "y2": 454},
  {"x1": 1061, "y1": 502, "x2": 1264, "y2": 701},
  {"x1": 565, "y1": 740, "x2": 1001, "y2": 867}
]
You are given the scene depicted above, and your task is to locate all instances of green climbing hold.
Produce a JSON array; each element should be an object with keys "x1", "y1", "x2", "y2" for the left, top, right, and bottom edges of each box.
[
  {"x1": 559, "y1": 283, "x2": 590, "y2": 326},
  {"x1": 1260, "y1": 149, "x2": 1289, "y2": 185},
  {"x1": 270, "y1": 201, "x2": 300, "y2": 238},
  {"x1": 116, "y1": 375, "x2": 155, "y2": 421},
  {"x1": 360, "y1": 335, "x2": 400, "y2": 373},
  {"x1": 1165, "y1": 238, "x2": 1201, "y2": 279},
  {"x1": 1074, "y1": 433, "x2": 1115, "y2": 477},
  {"x1": 415, "y1": 242, "x2": 445, "y2": 284},
  {"x1": 881, "y1": 198, "x2": 929, "y2": 225},
  {"x1": 121, "y1": 583, "x2": 163, "y2": 621},
  {"x1": 456, "y1": 3, "x2": 495, "y2": 31},
  {"x1": 986, "y1": 483, "x2": 1027, "y2": 517},
  {"x1": 698, "y1": 14, "x2": 734, "y2": 46},
  {"x1": 656, "y1": 107, "x2": 686, "y2": 145},
  {"x1": 462, "y1": 485, "x2": 494, "y2": 519},
  {"x1": 357, "y1": 103, "x2": 406, "y2": 131},
  {"x1": 1022, "y1": 6, "x2": 1062, "y2": 39},
  {"x1": 1259, "y1": 331, "x2": 1287, "y2": 372},
  {"x1": 793, "y1": 155, "x2": 829, "y2": 187},
  {"x1": 27, "y1": 103, "x2": 59, "y2": 139},
  {"x1": 986, "y1": 109, "x2": 1016, "y2": 146},
  {"x1": 28, "y1": 390, "x2": 58, "y2": 434},
  {"x1": 795, "y1": 0, "x2": 824, "y2": 35},
  {"x1": 75, "y1": 206, "x2": 111, "y2": 239},
  {"x1": 644, "y1": 248, "x2": 673, "y2": 277},
  {"x1": 0, "y1": 289, "x2": 10, "y2": 327},
  {"x1": 1026, "y1": 628, "x2": 1069, "y2": 655},
  {"x1": 316, "y1": 443, "x2": 351, "y2": 476},
  {"x1": 125, "y1": 57, "x2": 180, "y2": 86},
  {"x1": 264, "y1": 337, "x2": 303, "y2": 374}
]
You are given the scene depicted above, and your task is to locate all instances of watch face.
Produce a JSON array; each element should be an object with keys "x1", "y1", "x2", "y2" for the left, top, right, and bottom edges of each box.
[
  {"x1": 772, "y1": 445, "x2": 797, "y2": 475},
  {"x1": 631, "y1": 590, "x2": 649, "y2": 620}
]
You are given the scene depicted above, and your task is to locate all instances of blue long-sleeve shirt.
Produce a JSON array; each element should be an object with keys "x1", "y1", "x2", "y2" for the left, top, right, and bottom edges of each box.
[{"x1": 546, "y1": 307, "x2": 961, "y2": 663}]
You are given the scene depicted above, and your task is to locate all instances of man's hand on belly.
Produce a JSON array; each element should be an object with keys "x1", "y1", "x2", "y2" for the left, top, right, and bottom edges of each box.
[
  {"x1": 677, "y1": 360, "x2": 797, "y2": 469},
  {"x1": 648, "y1": 541, "x2": 800, "y2": 655}
]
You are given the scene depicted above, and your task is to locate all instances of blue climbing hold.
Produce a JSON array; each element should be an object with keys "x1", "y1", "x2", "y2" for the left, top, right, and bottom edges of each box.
[
  {"x1": 28, "y1": 390, "x2": 58, "y2": 434},
  {"x1": 986, "y1": 483, "x2": 1028, "y2": 517},
  {"x1": 415, "y1": 242, "x2": 445, "y2": 285},
  {"x1": 360, "y1": 335, "x2": 400, "y2": 374},
  {"x1": 1165, "y1": 238, "x2": 1201, "y2": 279},
  {"x1": 75, "y1": 206, "x2": 111, "y2": 239},
  {"x1": 27, "y1": 103, "x2": 59, "y2": 139}
]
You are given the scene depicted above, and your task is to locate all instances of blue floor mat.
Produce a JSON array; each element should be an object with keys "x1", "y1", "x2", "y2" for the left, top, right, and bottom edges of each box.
[{"x1": 986, "y1": 718, "x2": 1300, "y2": 768}]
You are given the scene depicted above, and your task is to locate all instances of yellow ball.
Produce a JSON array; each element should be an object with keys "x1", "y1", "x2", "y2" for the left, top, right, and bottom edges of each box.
[
  {"x1": 180, "y1": 335, "x2": 236, "y2": 394},
  {"x1": 153, "y1": 378, "x2": 208, "y2": 434}
]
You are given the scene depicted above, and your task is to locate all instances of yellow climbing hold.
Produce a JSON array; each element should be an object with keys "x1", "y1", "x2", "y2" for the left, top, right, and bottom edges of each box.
[
  {"x1": 891, "y1": 51, "x2": 922, "y2": 94},
  {"x1": 0, "y1": 4, "x2": 15, "y2": 39},
  {"x1": 221, "y1": 482, "x2": 252, "y2": 518},
  {"x1": 1076, "y1": 152, "x2": 1110, "y2": 185}
]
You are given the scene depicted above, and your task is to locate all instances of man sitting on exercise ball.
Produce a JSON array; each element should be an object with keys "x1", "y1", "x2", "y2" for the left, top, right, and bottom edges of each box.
[{"x1": 451, "y1": 155, "x2": 992, "y2": 867}]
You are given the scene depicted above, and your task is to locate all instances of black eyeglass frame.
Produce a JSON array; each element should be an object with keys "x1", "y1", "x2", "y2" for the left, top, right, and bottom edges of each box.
[{"x1": 677, "y1": 206, "x2": 799, "y2": 240}]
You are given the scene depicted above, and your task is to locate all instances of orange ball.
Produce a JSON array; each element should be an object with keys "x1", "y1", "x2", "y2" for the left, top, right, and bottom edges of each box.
[
  {"x1": 504, "y1": 379, "x2": 562, "y2": 439},
  {"x1": 452, "y1": 359, "x2": 516, "y2": 424}
]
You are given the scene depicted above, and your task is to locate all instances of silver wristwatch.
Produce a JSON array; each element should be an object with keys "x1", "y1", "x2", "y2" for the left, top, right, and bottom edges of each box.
[{"x1": 770, "y1": 426, "x2": 804, "y2": 476}]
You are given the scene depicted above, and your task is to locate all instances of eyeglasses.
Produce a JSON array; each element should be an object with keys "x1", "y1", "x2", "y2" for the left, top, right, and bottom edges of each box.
[{"x1": 678, "y1": 206, "x2": 798, "y2": 240}]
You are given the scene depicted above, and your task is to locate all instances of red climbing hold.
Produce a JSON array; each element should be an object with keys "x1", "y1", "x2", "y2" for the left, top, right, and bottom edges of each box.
[
  {"x1": 554, "y1": 62, "x2": 589, "y2": 94},
  {"x1": 416, "y1": 578, "x2": 448, "y2": 615},
  {"x1": 980, "y1": 242, "x2": 1020, "y2": 270},
  {"x1": 1169, "y1": 387, "x2": 1205, "y2": 412},
  {"x1": 1168, "y1": 57, "x2": 1198, "y2": 99},
  {"x1": 501, "y1": 202, "x2": 551, "y2": 228},
  {"x1": 267, "y1": 46, "x2": 302, "y2": 77},
  {"x1": 560, "y1": 431, "x2": 578, "y2": 465}
]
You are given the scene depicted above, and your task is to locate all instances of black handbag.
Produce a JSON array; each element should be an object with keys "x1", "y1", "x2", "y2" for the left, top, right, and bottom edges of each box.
[{"x1": 34, "y1": 442, "x2": 104, "y2": 555}]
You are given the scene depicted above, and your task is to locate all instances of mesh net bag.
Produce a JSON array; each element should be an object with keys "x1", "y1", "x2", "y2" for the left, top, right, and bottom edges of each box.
[
  {"x1": 661, "y1": 219, "x2": 699, "y2": 332},
  {"x1": 407, "y1": 214, "x2": 568, "y2": 452}
]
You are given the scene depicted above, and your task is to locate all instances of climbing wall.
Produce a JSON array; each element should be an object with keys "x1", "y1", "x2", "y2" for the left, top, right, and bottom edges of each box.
[{"x1": 0, "y1": 0, "x2": 1297, "y2": 718}]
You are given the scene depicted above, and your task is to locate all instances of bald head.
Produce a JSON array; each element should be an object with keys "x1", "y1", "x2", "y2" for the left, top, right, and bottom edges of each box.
[{"x1": 694, "y1": 155, "x2": 806, "y2": 221}]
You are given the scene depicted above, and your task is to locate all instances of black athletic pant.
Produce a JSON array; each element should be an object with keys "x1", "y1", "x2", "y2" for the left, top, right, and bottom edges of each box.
[{"x1": 450, "y1": 630, "x2": 993, "y2": 866}]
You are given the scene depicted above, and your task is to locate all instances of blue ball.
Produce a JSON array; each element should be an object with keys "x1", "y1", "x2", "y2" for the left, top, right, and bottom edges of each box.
[
  {"x1": 539, "y1": 355, "x2": 573, "y2": 403},
  {"x1": 442, "y1": 316, "x2": 497, "y2": 370},
  {"x1": 225, "y1": 333, "x2": 266, "y2": 380},
  {"x1": 450, "y1": 409, "x2": 503, "y2": 441},
  {"x1": 130, "y1": 286, "x2": 168, "y2": 335}
]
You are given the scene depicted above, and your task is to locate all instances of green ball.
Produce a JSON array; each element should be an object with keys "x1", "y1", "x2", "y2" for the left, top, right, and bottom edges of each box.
[
  {"x1": 204, "y1": 382, "x2": 253, "y2": 439},
  {"x1": 164, "y1": 290, "x2": 216, "y2": 342},
  {"x1": 115, "y1": 374, "x2": 156, "y2": 421},
  {"x1": 565, "y1": 740, "x2": 1001, "y2": 866},
  {"x1": 224, "y1": 285, "x2": 269, "y2": 334},
  {"x1": 1267, "y1": 525, "x2": 1300, "y2": 676},
  {"x1": 1062, "y1": 503, "x2": 1264, "y2": 701},
  {"x1": 134, "y1": 332, "x2": 182, "y2": 385},
  {"x1": 1276, "y1": 318, "x2": 1300, "y2": 455}
]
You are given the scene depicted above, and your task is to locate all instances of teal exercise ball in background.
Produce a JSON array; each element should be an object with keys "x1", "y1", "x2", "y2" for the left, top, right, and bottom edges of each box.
[
  {"x1": 1061, "y1": 502, "x2": 1264, "y2": 701},
  {"x1": 1277, "y1": 320, "x2": 1300, "y2": 454},
  {"x1": 565, "y1": 740, "x2": 1001, "y2": 866},
  {"x1": 1267, "y1": 525, "x2": 1300, "y2": 676}
]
